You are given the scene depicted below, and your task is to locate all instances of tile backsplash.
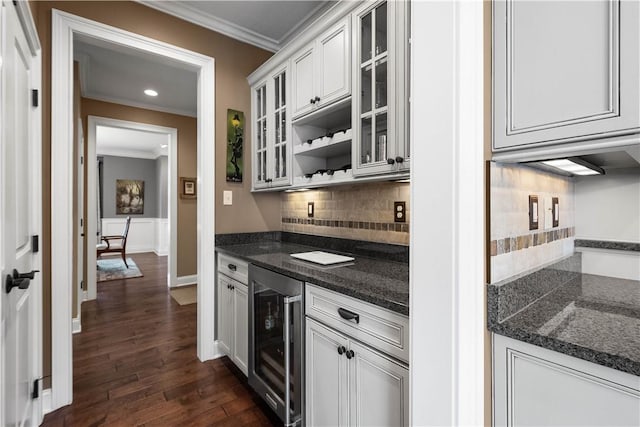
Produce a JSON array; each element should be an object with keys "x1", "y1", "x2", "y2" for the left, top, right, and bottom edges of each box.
[
  {"x1": 490, "y1": 162, "x2": 575, "y2": 283},
  {"x1": 281, "y1": 182, "x2": 410, "y2": 246}
]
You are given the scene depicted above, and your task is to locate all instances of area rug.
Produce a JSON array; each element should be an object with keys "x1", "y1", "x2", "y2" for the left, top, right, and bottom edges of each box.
[
  {"x1": 170, "y1": 286, "x2": 197, "y2": 305},
  {"x1": 97, "y1": 257, "x2": 143, "y2": 282}
]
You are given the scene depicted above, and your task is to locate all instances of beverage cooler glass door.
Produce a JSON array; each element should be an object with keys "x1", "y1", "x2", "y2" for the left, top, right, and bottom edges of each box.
[{"x1": 248, "y1": 264, "x2": 304, "y2": 427}]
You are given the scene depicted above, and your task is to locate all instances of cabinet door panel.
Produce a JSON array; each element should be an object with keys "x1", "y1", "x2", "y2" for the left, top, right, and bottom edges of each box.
[
  {"x1": 348, "y1": 341, "x2": 409, "y2": 427},
  {"x1": 217, "y1": 275, "x2": 232, "y2": 355},
  {"x1": 292, "y1": 46, "x2": 315, "y2": 118},
  {"x1": 233, "y1": 283, "x2": 248, "y2": 376},
  {"x1": 317, "y1": 18, "x2": 351, "y2": 106},
  {"x1": 494, "y1": 334, "x2": 640, "y2": 427},
  {"x1": 306, "y1": 319, "x2": 349, "y2": 427},
  {"x1": 493, "y1": 0, "x2": 640, "y2": 150}
]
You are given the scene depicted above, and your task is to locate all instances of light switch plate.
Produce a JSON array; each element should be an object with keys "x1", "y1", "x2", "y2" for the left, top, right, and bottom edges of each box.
[
  {"x1": 223, "y1": 190, "x2": 232, "y2": 205},
  {"x1": 308, "y1": 201, "x2": 314, "y2": 218},
  {"x1": 528, "y1": 195, "x2": 539, "y2": 230}
]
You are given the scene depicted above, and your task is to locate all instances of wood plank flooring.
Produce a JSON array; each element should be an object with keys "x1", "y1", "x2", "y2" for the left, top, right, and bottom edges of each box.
[{"x1": 43, "y1": 253, "x2": 280, "y2": 427}]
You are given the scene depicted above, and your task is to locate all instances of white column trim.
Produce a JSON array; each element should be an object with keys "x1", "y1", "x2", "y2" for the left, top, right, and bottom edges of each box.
[
  {"x1": 51, "y1": 9, "x2": 216, "y2": 411},
  {"x1": 410, "y1": 1, "x2": 485, "y2": 426}
]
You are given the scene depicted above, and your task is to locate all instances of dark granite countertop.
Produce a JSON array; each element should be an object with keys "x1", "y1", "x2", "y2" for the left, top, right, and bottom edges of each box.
[
  {"x1": 216, "y1": 240, "x2": 409, "y2": 315},
  {"x1": 488, "y1": 254, "x2": 640, "y2": 376}
]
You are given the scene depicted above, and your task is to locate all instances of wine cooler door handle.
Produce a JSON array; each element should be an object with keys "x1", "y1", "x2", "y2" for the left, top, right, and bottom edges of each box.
[{"x1": 283, "y1": 294, "x2": 301, "y2": 426}]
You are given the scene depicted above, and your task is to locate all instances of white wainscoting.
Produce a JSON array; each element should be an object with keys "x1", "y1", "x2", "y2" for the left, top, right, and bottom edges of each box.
[{"x1": 101, "y1": 217, "x2": 168, "y2": 256}]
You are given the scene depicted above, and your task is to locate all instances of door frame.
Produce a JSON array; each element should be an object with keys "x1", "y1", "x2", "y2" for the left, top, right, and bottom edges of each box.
[
  {"x1": 0, "y1": 0, "x2": 43, "y2": 424},
  {"x1": 51, "y1": 9, "x2": 216, "y2": 411},
  {"x1": 87, "y1": 116, "x2": 178, "y2": 300}
]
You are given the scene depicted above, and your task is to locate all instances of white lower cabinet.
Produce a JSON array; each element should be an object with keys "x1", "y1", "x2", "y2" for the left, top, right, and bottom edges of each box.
[
  {"x1": 493, "y1": 334, "x2": 640, "y2": 427},
  {"x1": 217, "y1": 256, "x2": 249, "y2": 376},
  {"x1": 305, "y1": 284, "x2": 409, "y2": 426}
]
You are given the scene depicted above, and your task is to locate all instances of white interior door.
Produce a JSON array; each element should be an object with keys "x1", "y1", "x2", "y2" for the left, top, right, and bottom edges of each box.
[
  {"x1": 76, "y1": 118, "x2": 84, "y2": 326},
  {"x1": 1, "y1": 2, "x2": 41, "y2": 426}
]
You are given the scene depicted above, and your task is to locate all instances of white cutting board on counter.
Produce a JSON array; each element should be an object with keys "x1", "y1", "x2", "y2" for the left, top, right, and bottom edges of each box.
[{"x1": 290, "y1": 251, "x2": 354, "y2": 265}]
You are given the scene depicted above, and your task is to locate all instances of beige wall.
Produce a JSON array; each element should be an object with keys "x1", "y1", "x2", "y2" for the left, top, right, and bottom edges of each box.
[
  {"x1": 33, "y1": 0, "x2": 279, "y2": 387},
  {"x1": 81, "y1": 98, "x2": 199, "y2": 276},
  {"x1": 281, "y1": 182, "x2": 410, "y2": 246}
]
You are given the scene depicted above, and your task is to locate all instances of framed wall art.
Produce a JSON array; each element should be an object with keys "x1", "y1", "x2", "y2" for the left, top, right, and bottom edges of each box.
[
  {"x1": 181, "y1": 177, "x2": 197, "y2": 199},
  {"x1": 116, "y1": 179, "x2": 144, "y2": 214},
  {"x1": 226, "y1": 109, "x2": 244, "y2": 183}
]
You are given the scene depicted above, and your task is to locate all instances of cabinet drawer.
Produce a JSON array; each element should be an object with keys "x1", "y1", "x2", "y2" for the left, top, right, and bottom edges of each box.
[
  {"x1": 305, "y1": 284, "x2": 409, "y2": 363},
  {"x1": 217, "y1": 253, "x2": 248, "y2": 284}
]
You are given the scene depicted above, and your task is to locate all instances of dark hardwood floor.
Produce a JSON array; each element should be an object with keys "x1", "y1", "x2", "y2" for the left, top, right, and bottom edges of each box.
[{"x1": 43, "y1": 252, "x2": 280, "y2": 427}]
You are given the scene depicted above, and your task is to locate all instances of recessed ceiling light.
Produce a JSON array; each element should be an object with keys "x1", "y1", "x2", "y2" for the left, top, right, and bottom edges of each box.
[
  {"x1": 541, "y1": 157, "x2": 604, "y2": 176},
  {"x1": 144, "y1": 89, "x2": 158, "y2": 97}
]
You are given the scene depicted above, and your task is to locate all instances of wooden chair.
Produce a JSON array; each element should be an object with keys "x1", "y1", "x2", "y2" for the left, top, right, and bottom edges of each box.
[{"x1": 97, "y1": 216, "x2": 131, "y2": 268}]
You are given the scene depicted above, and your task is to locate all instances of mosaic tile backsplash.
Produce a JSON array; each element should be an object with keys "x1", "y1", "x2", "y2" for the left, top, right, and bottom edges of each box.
[
  {"x1": 281, "y1": 182, "x2": 410, "y2": 246},
  {"x1": 490, "y1": 162, "x2": 575, "y2": 283}
]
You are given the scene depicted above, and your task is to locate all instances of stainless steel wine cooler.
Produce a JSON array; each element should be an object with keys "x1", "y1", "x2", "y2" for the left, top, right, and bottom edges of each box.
[{"x1": 248, "y1": 264, "x2": 304, "y2": 427}]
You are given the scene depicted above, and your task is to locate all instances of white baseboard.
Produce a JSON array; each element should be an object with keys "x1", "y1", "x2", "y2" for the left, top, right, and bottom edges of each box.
[
  {"x1": 42, "y1": 388, "x2": 52, "y2": 414},
  {"x1": 72, "y1": 316, "x2": 82, "y2": 334},
  {"x1": 211, "y1": 341, "x2": 226, "y2": 359},
  {"x1": 174, "y1": 275, "x2": 197, "y2": 287},
  {"x1": 82, "y1": 290, "x2": 88, "y2": 302}
]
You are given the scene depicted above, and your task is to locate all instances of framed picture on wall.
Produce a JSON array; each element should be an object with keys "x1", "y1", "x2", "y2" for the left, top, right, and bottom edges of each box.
[
  {"x1": 181, "y1": 177, "x2": 196, "y2": 199},
  {"x1": 116, "y1": 179, "x2": 144, "y2": 214}
]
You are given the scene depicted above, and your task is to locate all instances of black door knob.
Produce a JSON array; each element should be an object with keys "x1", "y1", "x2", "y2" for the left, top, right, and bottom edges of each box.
[
  {"x1": 337, "y1": 345, "x2": 346, "y2": 355},
  {"x1": 6, "y1": 274, "x2": 29, "y2": 294},
  {"x1": 346, "y1": 350, "x2": 355, "y2": 359},
  {"x1": 14, "y1": 269, "x2": 39, "y2": 280}
]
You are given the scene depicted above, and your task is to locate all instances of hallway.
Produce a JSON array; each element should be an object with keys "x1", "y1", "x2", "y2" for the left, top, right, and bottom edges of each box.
[{"x1": 43, "y1": 253, "x2": 278, "y2": 426}]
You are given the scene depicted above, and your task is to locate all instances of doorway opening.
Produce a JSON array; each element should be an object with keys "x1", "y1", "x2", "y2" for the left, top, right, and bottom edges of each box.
[
  {"x1": 51, "y1": 9, "x2": 216, "y2": 411},
  {"x1": 86, "y1": 117, "x2": 178, "y2": 306}
]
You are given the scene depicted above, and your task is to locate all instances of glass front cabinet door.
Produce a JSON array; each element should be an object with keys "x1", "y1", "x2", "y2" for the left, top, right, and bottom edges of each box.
[
  {"x1": 252, "y1": 64, "x2": 292, "y2": 190},
  {"x1": 353, "y1": 0, "x2": 410, "y2": 177}
]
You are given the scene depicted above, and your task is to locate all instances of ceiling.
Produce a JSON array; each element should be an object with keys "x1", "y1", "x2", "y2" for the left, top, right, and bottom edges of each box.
[
  {"x1": 75, "y1": 1, "x2": 334, "y2": 154},
  {"x1": 96, "y1": 125, "x2": 170, "y2": 159},
  {"x1": 138, "y1": 1, "x2": 335, "y2": 52}
]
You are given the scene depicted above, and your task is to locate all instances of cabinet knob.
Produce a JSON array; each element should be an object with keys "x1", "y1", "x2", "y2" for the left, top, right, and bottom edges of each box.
[
  {"x1": 387, "y1": 158, "x2": 395, "y2": 165},
  {"x1": 346, "y1": 350, "x2": 354, "y2": 359},
  {"x1": 395, "y1": 156, "x2": 404, "y2": 164},
  {"x1": 314, "y1": 96, "x2": 321, "y2": 103},
  {"x1": 265, "y1": 178, "x2": 273, "y2": 183},
  {"x1": 310, "y1": 98, "x2": 316, "y2": 104},
  {"x1": 337, "y1": 345, "x2": 346, "y2": 355}
]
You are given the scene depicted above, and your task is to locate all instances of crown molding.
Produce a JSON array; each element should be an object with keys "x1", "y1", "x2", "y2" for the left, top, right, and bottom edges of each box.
[
  {"x1": 136, "y1": 0, "x2": 280, "y2": 52},
  {"x1": 83, "y1": 93, "x2": 197, "y2": 118},
  {"x1": 97, "y1": 146, "x2": 161, "y2": 160}
]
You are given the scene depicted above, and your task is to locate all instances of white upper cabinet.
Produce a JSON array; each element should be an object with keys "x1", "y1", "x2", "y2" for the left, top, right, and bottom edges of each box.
[
  {"x1": 252, "y1": 63, "x2": 292, "y2": 190},
  {"x1": 352, "y1": 0, "x2": 410, "y2": 177},
  {"x1": 291, "y1": 17, "x2": 351, "y2": 119},
  {"x1": 493, "y1": 0, "x2": 640, "y2": 152}
]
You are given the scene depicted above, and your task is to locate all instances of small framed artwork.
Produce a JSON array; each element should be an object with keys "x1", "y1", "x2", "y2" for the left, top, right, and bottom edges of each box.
[{"x1": 181, "y1": 177, "x2": 197, "y2": 199}]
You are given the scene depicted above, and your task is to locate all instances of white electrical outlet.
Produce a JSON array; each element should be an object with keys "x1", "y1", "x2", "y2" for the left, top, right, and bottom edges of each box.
[{"x1": 223, "y1": 190, "x2": 232, "y2": 205}]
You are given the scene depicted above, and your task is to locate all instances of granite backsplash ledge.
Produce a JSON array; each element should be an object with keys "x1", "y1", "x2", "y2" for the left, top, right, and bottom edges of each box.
[{"x1": 488, "y1": 253, "x2": 582, "y2": 326}]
